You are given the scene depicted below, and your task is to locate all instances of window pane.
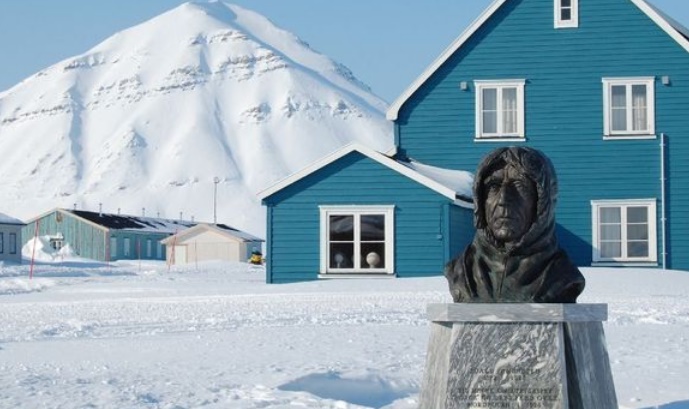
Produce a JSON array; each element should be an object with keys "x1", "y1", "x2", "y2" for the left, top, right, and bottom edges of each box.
[
  {"x1": 632, "y1": 85, "x2": 648, "y2": 131},
  {"x1": 627, "y1": 207, "x2": 648, "y2": 223},
  {"x1": 482, "y1": 112, "x2": 497, "y2": 134},
  {"x1": 361, "y1": 243, "x2": 385, "y2": 269},
  {"x1": 561, "y1": 0, "x2": 572, "y2": 7},
  {"x1": 482, "y1": 88, "x2": 497, "y2": 111},
  {"x1": 600, "y1": 207, "x2": 621, "y2": 223},
  {"x1": 361, "y1": 215, "x2": 385, "y2": 241},
  {"x1": 502, "y1": 88, "x2": 518, "y2": 134},
  {"x1": 601, "y1": 225, "x2": 621, "y2": 241},
  {"x1": 482, "y1": 88, "x2": 498, "y2": 134},
  {"x1": 628, "y1": 225, "x2": 649, "y2": 241},
  {"x1": 612, "y1": 108, "x2": 627, "y2": 131},
  {"x1": 611, "y1": 86, "x2": 626, "y2": 108},
  {"x1": 628, "y1": 241, "x2": 649, "y2": 258},
  {"x1": 330, "y1": 243, "x2": 354, "y2": 268},
  {"x1": 329, "y1": 215, "x2": 354, "y2": 241},
  {"x1": 601, "y1": 242, "x2": 621, "y2": 258},
  {"x1": 610, "y1": 85, "x2": 627, "y2": 132},
  {"x1": 561, "y1": 9, "x2": 572, "y2": 20}
]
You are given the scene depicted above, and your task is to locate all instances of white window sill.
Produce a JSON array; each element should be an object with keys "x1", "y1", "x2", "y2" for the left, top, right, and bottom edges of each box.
[
  {"x1": 592, "y1": 261, "x2": 658, "y2": 267},
  {"x1": 603, "y1": 134, "x2": 657, "y2": 140},
  {"x1": 318, "y1": 273, "x2": 396, "y2": 279},
  {"x1": 474, "y1": 137, "x2": 526, "y2": 143}
]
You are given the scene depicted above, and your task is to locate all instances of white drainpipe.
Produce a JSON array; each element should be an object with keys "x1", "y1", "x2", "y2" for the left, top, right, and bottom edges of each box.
[{"x1": 660, "y1": 133, "x2": 667, "y2": 270}]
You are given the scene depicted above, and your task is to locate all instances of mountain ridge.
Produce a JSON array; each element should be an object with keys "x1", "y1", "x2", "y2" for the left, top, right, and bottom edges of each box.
[{"x1": 0, "y1": 1, "x2": 393, "y2": 237}]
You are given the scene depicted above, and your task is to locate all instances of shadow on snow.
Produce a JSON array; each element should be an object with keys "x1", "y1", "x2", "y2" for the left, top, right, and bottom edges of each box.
[
  {"x1": 278, "y1": 371, "x2": 414, "y2": 408},
  {"x1": 641, "y1": 401, "x2": 689, "y2": 409}
]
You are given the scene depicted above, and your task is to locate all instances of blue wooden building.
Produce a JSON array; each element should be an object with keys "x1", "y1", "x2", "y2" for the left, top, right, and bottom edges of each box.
[
  {"x1": 259, "y1": 144, "x2": 474, "y2": 283},
  {"x1": 262, "y1": 0, "x2": 689, "y2": 281},
  {"x1": 386, "y1": 0, "x2": 689, "y2": 270},
  {"x1": 22, "y1": 208, "x2": 196, "y2": 262}
]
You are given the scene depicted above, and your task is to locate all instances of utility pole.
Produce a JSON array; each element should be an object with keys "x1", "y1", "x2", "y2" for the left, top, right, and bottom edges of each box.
[{"x1": 213, "y1": 177, "x2": 220, "y2": 224}]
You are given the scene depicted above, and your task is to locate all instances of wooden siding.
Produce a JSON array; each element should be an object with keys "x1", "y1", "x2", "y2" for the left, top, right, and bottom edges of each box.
[
  {"x1": 0, "y1": 224, "x2": 23, "y2": 263},
  {"x1": 110, "y1": 233, "x2": 168, "y2": 261},
  {"x1": 264, "y1": 152, "x2": 471, "y2": 283},
  {"x1": 22, "y1": 211, "x2": 168, "y2": 262},
  {"x1": 396, "y1": 0, "x2": 689, "y2": 268},
  {"x1": 448, "y1": 204, "x2": 475, "y2": 262},
  {"x1": 22, "y1": 211, "x2": 108, "y2": 261}
]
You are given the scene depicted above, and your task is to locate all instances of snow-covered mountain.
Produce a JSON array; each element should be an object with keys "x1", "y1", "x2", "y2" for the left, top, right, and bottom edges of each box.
[{"x1": 0, "y1": 1, "x2": 393, "y2": 237}]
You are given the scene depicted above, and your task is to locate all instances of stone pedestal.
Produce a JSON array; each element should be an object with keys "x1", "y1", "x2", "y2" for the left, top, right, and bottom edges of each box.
[{"x1": 419, "y1": 304, "x2": 618, "y2": 409}]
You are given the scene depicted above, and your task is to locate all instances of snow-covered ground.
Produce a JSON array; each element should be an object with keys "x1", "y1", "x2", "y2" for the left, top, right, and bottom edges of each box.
[{"x1": 1, "y1": 255, "x2": 688, "y2": 408}]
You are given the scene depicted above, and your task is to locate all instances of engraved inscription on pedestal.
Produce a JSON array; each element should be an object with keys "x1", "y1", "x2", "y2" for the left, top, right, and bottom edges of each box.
[{"x1": 446, "y1": 323, "x2": 566, "y2": 409}]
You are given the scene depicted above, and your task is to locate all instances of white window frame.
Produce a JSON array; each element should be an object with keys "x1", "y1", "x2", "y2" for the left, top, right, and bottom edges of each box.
[
  {"x1": 319, "y1": 205, "x2": 395, "y2": 276},
  {"x1": 555, "y1": 0, "x2": 579, "y2": 28},
  {"x1": 474, "y1": 80, "x2": 526, "y2": 140},
  {"x1": 602, "y1": 77, "x2": 656, "y2": 139},
  {"x1": 591, "y1": 199, "x2": 657, "y2": 264}
]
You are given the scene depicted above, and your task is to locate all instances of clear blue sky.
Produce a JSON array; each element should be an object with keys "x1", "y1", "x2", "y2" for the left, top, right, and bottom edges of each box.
[{"x1": 0, "y1": 0, "x2": 687, "y2": 103}]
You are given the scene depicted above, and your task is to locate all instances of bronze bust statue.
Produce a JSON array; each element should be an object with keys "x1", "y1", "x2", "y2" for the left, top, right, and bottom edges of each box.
[{"x1": 445, "y1": 147, "x2": 585, "y2": 303}]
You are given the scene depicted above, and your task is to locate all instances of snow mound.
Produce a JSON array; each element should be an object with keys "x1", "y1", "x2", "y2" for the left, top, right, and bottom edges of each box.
[{"x1": 22, "y1": 236, "x2": 80, "y2": 262}]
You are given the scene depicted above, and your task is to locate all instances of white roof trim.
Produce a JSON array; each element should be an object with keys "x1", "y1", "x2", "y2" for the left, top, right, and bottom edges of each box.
[
  {"x1": 386, "y1": 0, "x2": 507, "y2": 121},
  {"x1": 386, "y1": 0, "x2": 689, "y2": 122},
  {"x1": 257, "y1": 143, "x2": 459, "y2": 201},
  {"x1": 160, "y1": 223, "x2": 263, "y2": 244},
  {"x1": 632, "y1": 0, "x2": 689, "y2": 53}
]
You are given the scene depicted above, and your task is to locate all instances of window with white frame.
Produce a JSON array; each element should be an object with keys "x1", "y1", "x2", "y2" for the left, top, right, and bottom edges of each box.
[
  {"x1": 147, "y1": 239, "x2": 153, "y2": 258},
  {"x1": 555, "y1": 0, "x2": 578, "y2": 28},
  {"x1": 320, "y1": 206, "x2": 394, "y2": 275},
  {"x1": 603, "y1": 78, "x2": 655, "y2": 137},
  {"x1": 475, "y1": 80, "x2": 525, "y2": 139},
  {"x1": 591, "y1": 200, "x2": 657, "y2": 263}
]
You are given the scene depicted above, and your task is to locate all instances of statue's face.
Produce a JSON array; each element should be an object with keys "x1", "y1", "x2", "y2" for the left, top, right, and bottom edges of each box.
[{"x1": 483, "y1": 164, "x2": 537, "y2": 243}]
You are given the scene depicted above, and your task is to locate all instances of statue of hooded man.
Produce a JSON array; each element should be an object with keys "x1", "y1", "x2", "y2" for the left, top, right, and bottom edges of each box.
[{"x1": 445, "y1": 147, "x2": 585, "y2": 303}]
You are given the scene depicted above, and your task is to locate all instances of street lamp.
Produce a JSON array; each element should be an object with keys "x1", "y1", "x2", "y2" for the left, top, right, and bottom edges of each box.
[{"x1": 213, "y1": 177, "x2": 220, "y2": 224}]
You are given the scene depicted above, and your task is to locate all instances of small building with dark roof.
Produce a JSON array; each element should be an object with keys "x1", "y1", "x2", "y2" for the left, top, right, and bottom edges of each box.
[
  {"x1": 0, "y1": 212, "x2": 25, "y2": 264},
  {"x1": 161, "y1": 223, "x2": 264, "y2": 265},
  {"x1": 22, "y1": 208, "x2": 197, "y2": 262}
]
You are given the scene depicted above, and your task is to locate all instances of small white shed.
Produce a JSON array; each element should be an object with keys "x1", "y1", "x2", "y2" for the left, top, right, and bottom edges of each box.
[
  {"x1": 0, "y1": 212, "x2": 24, "y2": 264},
  {"x1": 161, "y1": 223, "x2": 263, "y2": 265}
]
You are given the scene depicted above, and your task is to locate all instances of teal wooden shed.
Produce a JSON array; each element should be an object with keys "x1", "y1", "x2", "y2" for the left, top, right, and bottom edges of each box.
[{"x1": 22, "y1": 208, "x2": 196, "y2": 262}]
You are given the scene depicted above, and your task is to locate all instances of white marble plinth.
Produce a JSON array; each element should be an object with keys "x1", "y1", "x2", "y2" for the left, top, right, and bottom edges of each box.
[{"x1": 419, "y1": 304, "x2": 618, "y2": 409}]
